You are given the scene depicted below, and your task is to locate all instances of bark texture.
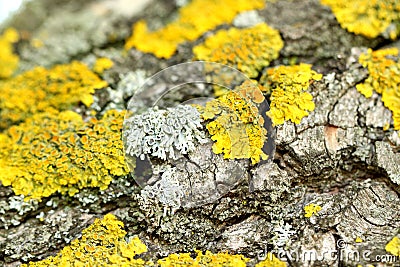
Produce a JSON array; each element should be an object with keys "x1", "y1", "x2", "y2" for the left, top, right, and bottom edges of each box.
[{"x1": 0, "y1": 0, "x2": 399, "y2": 266}]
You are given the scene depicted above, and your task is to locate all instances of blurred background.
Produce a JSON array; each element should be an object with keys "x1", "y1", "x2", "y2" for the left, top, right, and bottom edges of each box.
[{"x1": 0, "y1": 0, "x2": 24, "y2": 23}]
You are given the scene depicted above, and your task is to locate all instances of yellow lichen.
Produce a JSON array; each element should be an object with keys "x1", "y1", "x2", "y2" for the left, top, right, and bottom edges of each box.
[
  {"x1": 0, "y1": 28, "x2": 19, "y2": 79},
  {"x1": 0, "y1": 110, "x2": 129, "y2": 201},
  {"x1": 304, "y1": 203, "x2": 322, "y2": 218},
  {"x1": 356, "y1": 48, "x2": 400, "y2": 130},
  {"x1": 0, "y1": 61, "x2": 107, "y2": 129},
  {"x1": 125, "y1": 0, "x2": 265, "y2": 58},
  {"x1": 320, "y1": 0, "x2": 400, "y2": 39},
  {"x1": 255, "y1": 253, "x2": 287, "y2": 267},
  {"x1": 196, "y1": 80, "x2": 268, "y2": 164},
  {"x1": 193, "y1": 23, "x2": 283, "y2": 77},
  {"x1": 261, "y1": 64, "x2": 322, "y2": 126},
  {"x1": 193, "y1": 23, "x2": 283, "y2": 78},
  {"x1": 385, "y1": 236, "x2": 400, "y2": 256},
  {"x1": 21, "y1": 214, "x2": 149, "y2": 267},
  {"x1": 158, "y1": 250, "x2": 249, "y2": 267},
  {"x1": 93, "y1": 57, "x2": 114, "y2": 74}
]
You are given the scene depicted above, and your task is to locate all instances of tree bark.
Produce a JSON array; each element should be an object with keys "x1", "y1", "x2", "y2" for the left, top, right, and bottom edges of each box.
[{"x1": 0, "y1": 0, "x2": 399, "y2": 266}]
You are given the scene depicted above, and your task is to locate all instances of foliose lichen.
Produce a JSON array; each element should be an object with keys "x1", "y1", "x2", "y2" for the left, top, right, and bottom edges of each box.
[
  {"x1": 0, "y1": 28, "x2": 19, "y2": 79},
  {"x1": 385, "y1": 235, "x2": 400, "y2": 256},
  {"x1": 0, "y1": 61, "x2": 107, "y2": 129},
  {"x1": 124, "y1": 0, "x2": 265, "y2": 58},
  {"x1": 0, "y1": 109, "x2": 129, "y2": 201},
  {"x1": 356, "y1": 47, "x2": 400, "y2": 131},
  {"x1": 196, "y1": 80, "x2": 268, "y2": 164},
  {"x1": 21, "y1": 214, "x2": 149, "y2": 266},
  {"x1": 124, "y1": 105, "x2": 208, "y2": 161},
  {"x1": 93, "y1": 57, "x2": 114, "y2": 74},
  {"x1": 193, "y1": 23, "x2": 284, "y2": 78},
  {"x1": 158, "y1": 250, "x2": 249, "y2": 267},
  {"x1": 261, "y1": 63, "x2": 322, "y2": 126},
  {"x1": 320, "y1": 0, "x2": 400, "y2": 39},
  {"x1": 304, "y1": 203, "x2": 322, "y2": 218},
  {"x1": 140, "y1": 166, "x2": 185, "y2": 210}
]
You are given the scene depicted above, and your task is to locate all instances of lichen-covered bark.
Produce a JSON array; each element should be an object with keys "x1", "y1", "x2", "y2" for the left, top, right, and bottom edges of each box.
[{"x1": 1, "y1": 0, "x2": 399, "y2": 266}]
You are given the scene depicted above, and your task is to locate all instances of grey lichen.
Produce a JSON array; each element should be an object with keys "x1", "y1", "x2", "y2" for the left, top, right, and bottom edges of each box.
[
  {"x1": 251, "y1": 162, "x2": 292, "y2": 202},
  {"x1": 233, "y1": 10, "x2": 264, "y2": 28},
  {"x1": 124, "y1": 105, "x2": 207, "y2": 161},
  {"x1": 0, "y1": 195, "x2": 39, "y2": 229},
  {"x1": 141, "y1": 166, "x2": 185, "y2": 211},
  {"x1": 271, "y1": 221, "x2": 296, "y2": 249},
  {"x1": 375, "y1": 141, "x2": 400, "y2": 185},
  {"x1": 104, "y1": 70, "x2": 148, "y2": 111}
]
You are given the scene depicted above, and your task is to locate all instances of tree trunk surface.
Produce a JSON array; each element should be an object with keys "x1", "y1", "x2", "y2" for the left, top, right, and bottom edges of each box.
[{"x1": 0, "y1": 0, "x2": 399, "y2": 266}]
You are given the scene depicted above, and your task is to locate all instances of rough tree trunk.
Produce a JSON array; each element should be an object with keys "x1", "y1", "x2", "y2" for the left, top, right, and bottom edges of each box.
[{"x1": 0, "y1": 0, "x2": 399, "y2": 266}]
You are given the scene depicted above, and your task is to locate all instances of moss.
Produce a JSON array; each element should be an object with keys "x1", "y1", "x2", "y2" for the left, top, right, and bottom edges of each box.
[
  {"x1": 21, "y1": 214, "x2": 149, "y2": 266},
  {"x1": 196, "y1": 80, "x2": 267, "y2": 164},
  {"x1": 0, "y1": 61, "x2": 107, "y2": 129},
  {"x1": 93, "y1": 57, "x2": 114, "y2": 74},
  {"x1": 261, "y1": 64, "x2": 322, "y2": 126},
  {"x1": 385, "y1": 236, "x2": 400, "y2": 256},
  {"x1": 158, "y1": 250, "x2": 249, "y2": 267},
  {"x1": 0, "y1": 109, "x2": 129, "y2": 201},
  {"x1": 255, "y1": 253, "x2": 286, "y2": 267},
  {"x1": 356, "y1": 48, "x2": 400, "y2": 131},
  {"x1": 304, "y1": 203, "x2": 322, "y2": 218},
  {"x1": 193, "y1": 23, "x2": 283, "y2": 78},
  {"x1": 0, "y1": 28, "x2": 19, "y2": 79},
  {"x1": 320, "y1": 0, "x2": 400, "y2": 39},
  {"x1": 124, "y1": 0, "x2": 265, "y2": 58}
]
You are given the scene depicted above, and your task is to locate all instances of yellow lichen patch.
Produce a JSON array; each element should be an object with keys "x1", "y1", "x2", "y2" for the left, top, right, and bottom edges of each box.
[
  {"x1": 93, "y1": 57, "x2": 114, "y2": 74},
  {"x1": 261, "y1": 64, "x2": 322, "y2": 125},
  {"x1": 193, "y1": 23, "x2": 284, "y2": 78},
  {"x1": 320, "y1": 0, "x2": 400, "y2": 39},
  {"x1": 158, "y1": 250, "x2": 249, "y2": 267},
  {"x1": 255, "y1": 253, "x2": 287, "y2": 267},
  {"x1": 125, "y1": 0, "x2": 265, "y2": 58},
  {"x1": 385, "y1": 236, "x2": 400, "y2": 256},
  {"x1": 21, "y1": 214, "x2": 148, "y2": 266},
  {"x1": 0, "y1": 110, "x2": 129, "y2": 201},
  {"x1": 0, "y1": 61, "x2": 107, "y2": 129},
  {"x1": 304, "y1": 203, "x2": 322, "y2": 218},
  {"x1": 196, "y1": 81, "x2": 268, "y2": 164},
  {"x1": 356, "y1": 48, "x2": 400, "y2": 130},
  {"x1": 355, "y1": 236, "x2": 363, "y2": 243},
  {"x1": 0, "y1": 28, "x2": 19, "y2": 79}
]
